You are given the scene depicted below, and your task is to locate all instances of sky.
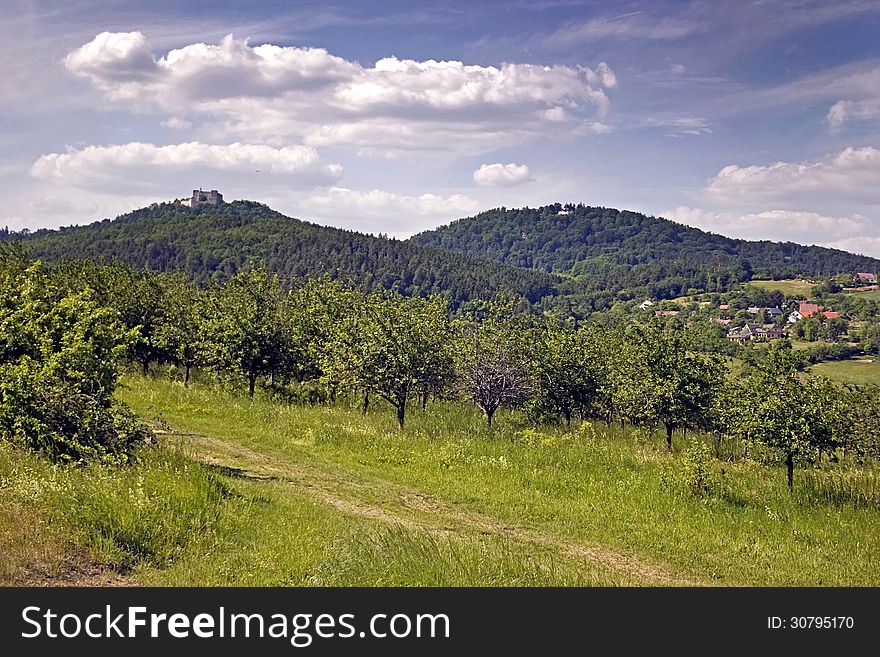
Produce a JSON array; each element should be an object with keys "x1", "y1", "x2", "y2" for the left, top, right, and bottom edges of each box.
[{"x1": 2, "y1": 0, "x2": 880, "y2": 255}]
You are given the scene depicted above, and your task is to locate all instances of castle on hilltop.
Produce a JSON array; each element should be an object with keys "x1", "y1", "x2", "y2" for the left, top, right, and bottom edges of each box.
[{"x1": 179, "y1": 188, "x2": 224, "y2": 207}]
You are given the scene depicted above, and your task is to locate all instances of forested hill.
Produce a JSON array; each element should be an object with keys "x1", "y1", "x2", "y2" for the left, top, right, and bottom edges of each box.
[
  {"x1": 16, "y1": 201, "x2": 559, "y2": 307},
  {"x1": 12, "y1": 199, "x2": 880, "y2": 315},
  {"x1": 410, "y1": 204, "x2": 880, "y2": 300}
]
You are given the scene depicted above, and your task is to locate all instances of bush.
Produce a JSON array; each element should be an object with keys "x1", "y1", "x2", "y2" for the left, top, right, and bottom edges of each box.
[{"x1": 0, "y1": 259, "x2": 149, "y2": 462}]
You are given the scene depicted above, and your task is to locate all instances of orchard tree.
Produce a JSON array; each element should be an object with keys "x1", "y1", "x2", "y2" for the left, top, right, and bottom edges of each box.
[
  {"x1": 200, "y1": 265, "x2": 297, "y2": 396},
  {"x1": 612, "y1": 323, "x2": 724, "y2": 450},
  {"x1": 153, "y1": 274, "x2": 204, "y2": 386},
  {"x1": 532, "y1": 324, "x2": 603, "y2": 427},
  {"x1": 352, "y1": 291, "x2": 456, "y2": 430},
  {"x1": 729, "y1": 347, "x2": 850, "y2": 489},
  {"x1": 456, "y1": 300, "x2": 533, "y2": 427}
]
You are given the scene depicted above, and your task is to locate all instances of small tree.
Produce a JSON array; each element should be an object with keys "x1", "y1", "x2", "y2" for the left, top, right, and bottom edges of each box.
[
  {"x1": 729, "y1": 347, "x2": 850, "y2": 489},
  {"x1": 200, "y1": 266, "x2": 296, "y2": 396},
  {"x1": 350, "y1": 291, "x2": 456, "y2": 430},
  {"x1": 456, "y1": 301, "x2": 532, "y2": 426},
  {"x1": 531, "y1": 325, "x2": 602, "y2": 427},
  {"x1": 153, "y1": 274, "x2": 204, "y2": 386},
  {"x1": 611, "y1": 323, "x2": 723, "y2": 450}
]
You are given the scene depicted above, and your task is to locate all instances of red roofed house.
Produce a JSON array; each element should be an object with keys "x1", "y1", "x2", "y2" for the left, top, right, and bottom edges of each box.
[
  {"x1": 856, "y1": 273, "x2": 877, "y2": 284},
  {"x1": 822, "y1": 311, "x2": 840, "y2": 320},
  {"x1": 798, "y1": 302, "x2": 824, "y2": 318}
]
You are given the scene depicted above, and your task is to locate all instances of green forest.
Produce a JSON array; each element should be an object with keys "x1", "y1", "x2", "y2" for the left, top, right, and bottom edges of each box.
[{"x1": 8, "y1": 200, "x2": 879, "y2": 315}]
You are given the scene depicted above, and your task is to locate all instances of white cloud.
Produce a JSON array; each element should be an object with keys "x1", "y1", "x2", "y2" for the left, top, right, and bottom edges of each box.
[
  {"x1": 667, "y1": 206, "x2": 880, "y2": 256},
  {"x1": 706, "y1": 146, "x2": 880, "y2": 206},
  {"x1": 161, "y1": 117, "x2": 194, "y2": 130},
  {"x1": 827, "y1": 98, "x2": 880, "y2": 131},
  {"x1": 473, "y1": 162, "x2": 532, "y2": 187},
  {"x1": 641, "y1": 116, "x2": 711, "y2": 137},
  {"x1": 31, "y1": 141, "x2": 343, "y2": 192},
  {"x1": 63, "y1": 32, "x2": 616, "y2": 155},
  {"x1": 305, "y1": 186, "x2": 480, "y2": 218}
]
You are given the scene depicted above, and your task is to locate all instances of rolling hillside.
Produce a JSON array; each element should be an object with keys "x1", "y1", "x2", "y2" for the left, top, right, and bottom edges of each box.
[
  {"x1": 10, "y1": 199, "x2": 880, "y2": 314},
  {"x1": 410, "y1": 203, "x2": 880, "y2": 302},
  {"x1": 14, "y1": 201, "x2": 560, "y2": 308}
]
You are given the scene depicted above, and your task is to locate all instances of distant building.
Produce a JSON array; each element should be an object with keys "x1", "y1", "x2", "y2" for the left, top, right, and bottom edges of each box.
[
  {"x1": 798, "y1": 301, "x2": 824, "y2": 318},
  {"x1": 856, "y1": 272, "x2": 877, "y2": 284},
  {"x1": 654, "y1": 310, "x2": 679, "y2": 317},
  {"x1": 639, "y1": 299, "x2": 655, "y2": 310},
  {"x1": 727, "y1": 323, "x2": 784, "y2": 343},
  {"x1": 822, "y1": 311, "x2": 841, "y2": 320},
  {"x1": 190, "y1": 188, "x2": 224, "y2": 207}
]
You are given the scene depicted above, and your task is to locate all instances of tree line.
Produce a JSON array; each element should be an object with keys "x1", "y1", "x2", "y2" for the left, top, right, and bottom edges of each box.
[{"x1": 2, "y1": 250, "x2": 879, "y2": 489}]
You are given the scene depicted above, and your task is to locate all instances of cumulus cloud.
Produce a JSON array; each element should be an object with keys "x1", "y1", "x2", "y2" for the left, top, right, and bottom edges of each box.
[
  {"x1": 304, "y1": 186, "x2": 480, "y2": 218},
  {"x1": 473, "y1": 162, "x2": 532, "y2": 187},
  {"x1": 63, "y1": 32, "x2": 616, "y2": 154},
  {"x1": 667, "y1": 206, "x2": 874, "y2": 248},
  {"x1": 31, "y1": 142, "x2": 343, "y2": 192},
  {"x1": 706, "y1": 146, "x2": 880, "y2": 206}
]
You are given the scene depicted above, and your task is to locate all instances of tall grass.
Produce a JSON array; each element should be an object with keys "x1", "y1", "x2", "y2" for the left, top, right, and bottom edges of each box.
[
  {"x1": 0, "y1": 442, "x2": 228, "y2": 577},
  {"x1": 117, "y1": 373, "x2": 880, "y2": 586}
]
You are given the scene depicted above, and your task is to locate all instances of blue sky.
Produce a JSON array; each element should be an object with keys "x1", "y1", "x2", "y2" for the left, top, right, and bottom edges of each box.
[{"x1": 3, "y1": 0, "x2": 880, "y2": 254}]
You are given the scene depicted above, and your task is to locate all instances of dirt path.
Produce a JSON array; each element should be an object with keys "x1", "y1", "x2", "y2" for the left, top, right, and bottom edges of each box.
[{"x1": 166, "y1": 430, "x2": 704, "y2": 586}]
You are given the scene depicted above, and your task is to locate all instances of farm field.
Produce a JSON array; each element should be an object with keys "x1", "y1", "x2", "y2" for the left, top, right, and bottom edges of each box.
[
  {"x1": 810, "y1": 358, "x2": 880, "y2": 386},
  {"x1": 748, "y1": 278, "x2": 815, "y2": 297},
  {"x1": 844, "y1": 287, "x2": 880, "y2": 302},
  {"x1": 11, "y1": 373, "x2": 879, "y2": 587}
]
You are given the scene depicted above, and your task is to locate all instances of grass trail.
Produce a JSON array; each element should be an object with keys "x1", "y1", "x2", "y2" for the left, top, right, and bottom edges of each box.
[
  {"x1": 167, "y1": 428, "x2": 697, "y2": 586},
  {"x1": 116, "y1": 373, "x2": 880, "y2": 586}
]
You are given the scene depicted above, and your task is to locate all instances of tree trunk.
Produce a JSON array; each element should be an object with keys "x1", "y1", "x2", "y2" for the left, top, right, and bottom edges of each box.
[
  {"x1": 563, "y1": 409, "x2": 572, "y2": 428},
  {"x1": 248, "y1": 371, "x2": 257, "y2": 397},
  {"x1": 362, "y1": 391, "x2": 370, "y2": 415},
  {"x1": 420, "y1": 390, "x2": 429, "y2": 411},
  {"x1": 786, "y1": 452, "x2": 794, "y2": 491},
  {"x1": 396, "y1": 403, "x2": 406, "y2": 431},
  {"x1": 486, "y1": 407, "x2": 496, "y2": 427},
  {"x1": 142, "y1": 359, "x2": 149, "y2": 375},
  {"x1": 665, "y1": 423, "x2": 674, "y2": 452},
  {"x1": 184, "y1": 364, "x2": 191, "y2": 388}
]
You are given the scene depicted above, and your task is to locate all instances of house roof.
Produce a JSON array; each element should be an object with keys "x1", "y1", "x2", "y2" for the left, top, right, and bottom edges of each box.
[
  {"x1": 822, "y1": 311, "x2": 841, "y2": 319},
  {"x1": 798, "y1": 302, "x2": 824, "y2": 317}
]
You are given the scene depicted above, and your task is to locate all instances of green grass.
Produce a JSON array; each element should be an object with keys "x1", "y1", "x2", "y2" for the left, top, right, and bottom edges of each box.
[
  {"x1": 748, "y1": 279, "x2": 815, "y2": 297},
  {"x1": 844, "y1": 287, "x2": 880, "y2": 301},
  {"x1": 810, "y1": 358, "x2": 880, "y2": 386},
  {"x1": 109, "y1": 374, "x2": 880, "y2": 586}
]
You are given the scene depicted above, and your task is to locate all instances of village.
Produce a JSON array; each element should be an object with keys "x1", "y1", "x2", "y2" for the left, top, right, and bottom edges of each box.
[{"x1": 637, "y1": 272, "x2": 880, "y2": 348}]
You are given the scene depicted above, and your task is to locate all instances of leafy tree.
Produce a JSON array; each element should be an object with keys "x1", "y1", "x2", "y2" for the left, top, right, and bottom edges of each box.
[
  {"x1": 728, "y1": 347, "x2": 850, "y2": 489},
  {"x1": 611, "y1": 324, "x2": 723, "y2": 450},
  {"x1": 0, "y1": 257, "x2": 148, "y2": 461},
  {"x1": 200, "y1": 265, "x2": 297, "y2": 396},
  {"x1": 350, "y1": 291, "x2": 456, "y2": 430},
  {"x1": 531, "y1": 325, "x2": 602, "y2": 427},
  {"x1": 152, "y1": 274, "x2": 204, "y2": 386}
]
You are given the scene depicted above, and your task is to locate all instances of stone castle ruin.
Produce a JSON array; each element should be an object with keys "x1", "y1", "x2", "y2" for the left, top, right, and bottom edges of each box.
[{"x1": 179, "y1": 188, "x2": 224, "y2": 207}]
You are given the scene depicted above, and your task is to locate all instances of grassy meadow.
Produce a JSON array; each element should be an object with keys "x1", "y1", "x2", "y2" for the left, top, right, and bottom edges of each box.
[
  {"x1": 748, "y1": 278, "x2": 816, "y2": 297},
  {"x1": 3, "y1": 371, "x2": 880, "y2": 587},
  {"x1": 810, "y1": 357, "x2": 880, "y2": 386}
]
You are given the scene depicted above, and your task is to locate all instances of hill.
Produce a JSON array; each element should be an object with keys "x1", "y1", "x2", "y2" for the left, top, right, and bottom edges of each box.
[
  {"x1": 11, "y1": 199, "x2": 880, "y2": 314},
  {"x1": 14, "y1": 201, "x2": 560, "y2": 308},
  {"x1": 409, "y1": 203, "x2": 880, "y2": 303}
]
